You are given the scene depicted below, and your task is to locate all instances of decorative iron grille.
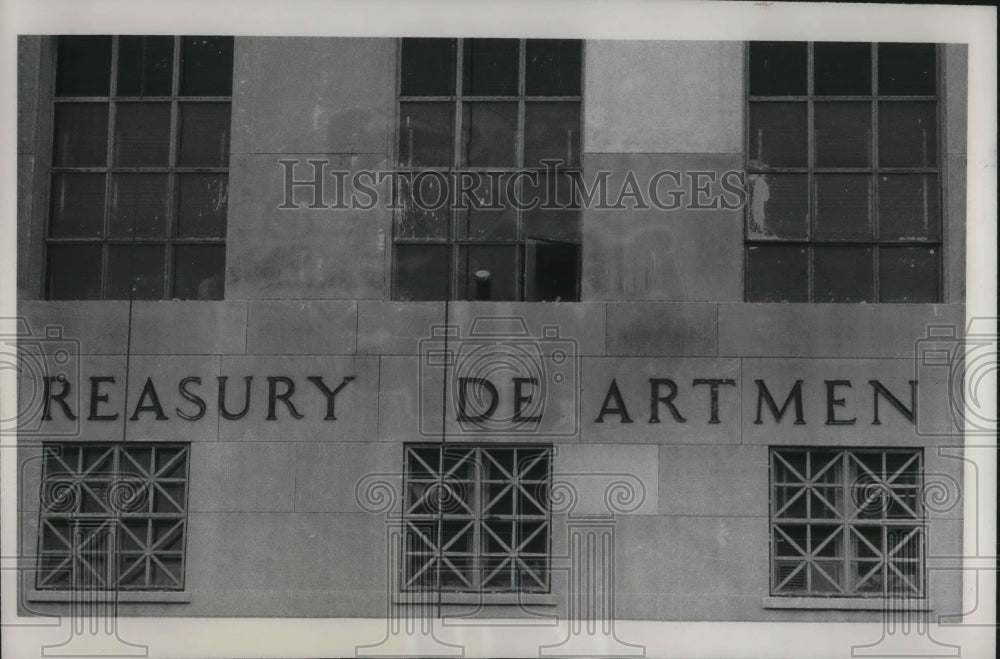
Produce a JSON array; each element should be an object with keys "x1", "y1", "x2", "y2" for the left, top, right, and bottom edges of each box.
[
  {"x1": 402, "y1": 444, "x2": 552, "y2": 592},
  {"x1": 37, "y1": 443, "x2": 190, "y2": 591},
  {"x1": 770, "y1": 447, "x2": 925, "y2": 597}
]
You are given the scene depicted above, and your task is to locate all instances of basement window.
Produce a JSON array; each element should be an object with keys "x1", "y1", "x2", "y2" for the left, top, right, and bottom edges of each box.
[
  {"x1": 402, "y1": 444, "x2": 552, "y2": 593},
  {"x1": 770, "y1": 447, "x2": 925, "y2": 598},
  {"x1": 36, "y1": 443, "x2": 190, "y2": 591}
]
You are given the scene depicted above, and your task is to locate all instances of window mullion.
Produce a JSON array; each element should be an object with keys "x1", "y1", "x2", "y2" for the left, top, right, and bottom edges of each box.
[
  {"x1": 473, "y1": 447, "x2": 483, "y2": 590},
  {"x1": 842, "y1": 451, "x2": 851, "y2": 595},
  {"x1": 806, "y1": 42, "x2": 815, "y2": 302},
  {"x1": 166, "y1": 36, "x2": 182, "y2": 298},
  {"x1": 450, "y1": 41, "x2": 464, "y2": 301},
  {"x1": 515, "y1": 40, "x2": 528, "y2": 300},
  {"x1": 100, "y1": 38, "x2": 120, "y2": 301},
  {"x1": 872, "y1": 42, "x2": 881, "y2": 302}
]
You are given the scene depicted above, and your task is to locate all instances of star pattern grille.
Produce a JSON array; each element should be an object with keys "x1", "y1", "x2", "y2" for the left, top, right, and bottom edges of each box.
[
  {"x1": 770, "y1": 448, "x2": 924, "y2": 597},
  {"x1": 36, "y1": 443, "x2": 189, "y2": 591},
  {"x1": 402, "y1": 444, "x2": 551, "y2": 593}
]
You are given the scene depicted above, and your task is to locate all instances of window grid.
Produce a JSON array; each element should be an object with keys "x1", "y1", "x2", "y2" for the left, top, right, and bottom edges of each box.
[
  {"x1": 36, "y1": 443, "x2": 190, "y2": 591},
  {"x1": 402, "y1": 444, "x2": 552, "y2": 593},
  {"x1": 47, "y1": 36, "x2": 231, "y2": 300},
  {"x1": 769, "y1": 447, "x2": 925, "y2": 598},
  {"x1": 393, "y1": 38, "x2": 582, "y2": 302},
  {"x1": 744, "y1": 42, "x2": 943, "y2": 303}
]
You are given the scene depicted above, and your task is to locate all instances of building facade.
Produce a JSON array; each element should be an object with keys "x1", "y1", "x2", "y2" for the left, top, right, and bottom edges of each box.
[{"x1": 16, "y1": 36, "x2": 968, "y2": 623}]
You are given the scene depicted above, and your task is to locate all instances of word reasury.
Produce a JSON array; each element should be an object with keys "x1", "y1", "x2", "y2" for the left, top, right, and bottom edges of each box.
[{"x1": 41, "y1": 375, "x2": 354, "y2": 422}]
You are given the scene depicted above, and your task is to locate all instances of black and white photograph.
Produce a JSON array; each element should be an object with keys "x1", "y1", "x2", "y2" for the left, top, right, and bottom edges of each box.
[{"x1": 1, "y1": 1, "x2": 995, "y2": 657}]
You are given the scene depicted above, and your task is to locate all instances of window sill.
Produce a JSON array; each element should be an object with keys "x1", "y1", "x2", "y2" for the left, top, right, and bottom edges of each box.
[
  {"x1": 394, "y1": 592, "x2": 557, "y2": 606},
  {"x1": 26, "y1": 589, "x2": 191, "y2": 603},
  {"x1": 762, "y1": 596, "x2": 932, "y2": 611}
]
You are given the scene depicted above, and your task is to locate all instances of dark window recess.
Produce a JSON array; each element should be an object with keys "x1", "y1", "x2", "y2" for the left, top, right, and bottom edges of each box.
[
  {"x1": 46, "y1": 35, "x2": 233, "y2": 300},
  {"x1": 116, "y1": 36, "x2": 173, "y2": 96},
  {"x1": 464, "y1": 39, "x2": 519, "y2": 96},
  {"x1": 394, "y1": 37, "x2": 583, "y2": 301},
  {"x1": 400, "y1": 38, "x2": 457, "y2": 96},
  {"x1": 745, "y1": 42, "x2": 942, "y2": 303},
  {"x1": 748, "y1": 42, "x2": 807, "y2": 96},
  {"x1": 56, "y1": 36, "x2": 112, "y2": 96},
  {"x1": 746, "y1": 245, "x2": 808, "y2": 302},
  {"x1": 179, "y1": 37, "x2": 235, "y2": 96},
  {"x1": 394, "y1": 244, "x2": 450, "y2": 301}
]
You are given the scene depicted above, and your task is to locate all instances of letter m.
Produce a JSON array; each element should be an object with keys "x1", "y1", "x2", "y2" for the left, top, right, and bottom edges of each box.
[{"x1": 754, "y1": 379, "x2": 805, "y2": 425}]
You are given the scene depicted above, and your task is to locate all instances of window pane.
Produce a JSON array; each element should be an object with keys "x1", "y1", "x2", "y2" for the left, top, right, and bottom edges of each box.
[
  {"x1": 815, "y1": 102, "x2": 871, "y2": 167},
  {"x1": 463, "y1": 39, "x2": 519, "y2": 95},
  {"x1": 178, "y1": 102, "x2": 231, "y2": 167},
  {"x1": 56, "y1": 36, "x2": 112, "y2": 96},
  {"x1": 53, "y1": 103, "x2": 109, "y2": 167},
  {"x1": 746, "y1": 174, "x2": 808, "y2": 240},
  {"x1": 879, "y1": 247, "x2": 939, "y2": 302},
  {"x1": 814, "y1": 42, "x2": 872, "y2": 95},
  {"x1": 47, "y1": 245, "x2": 103, "y2": 300},
  {"x1": 748, "y1": 102, "x2": 807, "y2": 168},
  {"x1": 814, "y1": 175, "x2": 872, "y2": 241},
  {"x1": 457, "y1": 245, "x2": 518, "y2": 301},
  {"x1": 748, "y1": 42, "x2": 807, "y2": 96},
  {"x1": 746, "y1": 245, "x2": 808, "y2": 302},
  {"x1": 524, "y1": 40, "x2": 581, "y2": 96},
  {"x1": 877, "y1": 174, "x2": 940, "y2": 242},
  {"x1": 117, "y1": 36, "x2": 174, "y2": 96},
  {"x1": 878, "y1": 102, "x2": 937, "y2": 168},
  {"x1": 400, "y1": 38, "x2": 456, "y2": 96},
  {"x1": 457, "y1": 172, "x2": 517, "y2": 241},
  {"x1": 107, "y1": 244, "x2": 165, "y2": 300},
  {"x1": 114, "y1": 102, "x2": 171, "y2": 166},
  {"x1": 814, "y1": 246, "x2": 874, "y2": 302},
  {"x1": 878, "y1": 43, "x2": 936, "y2": 95},
  {"x1": 524, "y1": 241, "x2": 578, "y2": 302},
  {"x1": 50, "y1": 174, "x2": 105, "y2": 238},
  {"x1": 110, "y1": 174, "x2": 169, "y2": 238},
  {"x1": 398, "y1": 102, "x2": 453, "y2": 167},
  {"x1": 524, "y1": 102, "x2": 580, "y2": 168},
  {"x1": 522, "y1": 172, "x2": 581, "y2": 242},
  {"x1": 395, "y1": 244, "x2": 450, "y2": 301},
  {"x1": 395, "y1": 173, "x2": 451, "y2": 240},
  {"x1": 179, "y1": 37, "x2": 234, "y2": 96},
  {"x1": 176, "y1": 174, "x2": 228, "y2": 238},
  {"x1": 174, "y1": 245, "x2": 225, "y2": 300},
  {"x1": 462, "y1": 102, "x2": 517, "y2": 167}
]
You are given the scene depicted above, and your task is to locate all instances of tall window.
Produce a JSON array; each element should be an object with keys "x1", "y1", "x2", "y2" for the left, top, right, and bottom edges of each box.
[
  {"x1": 402, "y1": 444, "x2": 552, "y2": 593},
  {"x1": 770, "y1": 448, "x2": 924, "y2": 598},
  {"x1": 746, "y1": 42, "x2": 941, "y2": 302},
  {"x1": 47, "y1": 36, "x2": 233, "y2": 300},
  {"x1": 394, "y1": 38, "x2": 582, "y2": 302},
  {"x1": 36, "y1": 443, "x2": 190, "y2": 591}
]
